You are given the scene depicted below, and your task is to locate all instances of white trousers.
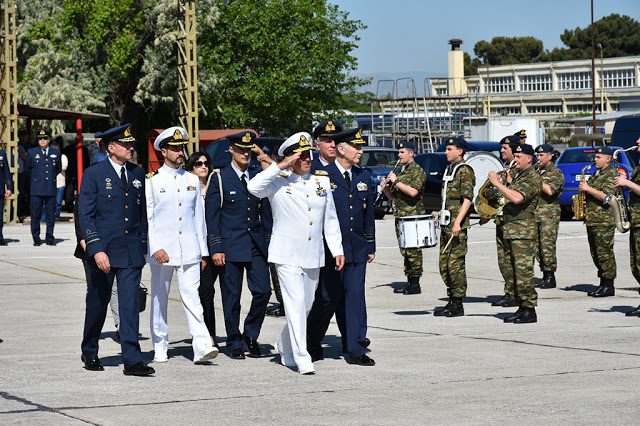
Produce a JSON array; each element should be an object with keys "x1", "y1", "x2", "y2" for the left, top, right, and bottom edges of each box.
[
  {"x1": 274, "y1": 264, "x2": 320, "y2": 371},
  {"x1": 150, "y1": 263, "x2": 211, "y2": 358}
]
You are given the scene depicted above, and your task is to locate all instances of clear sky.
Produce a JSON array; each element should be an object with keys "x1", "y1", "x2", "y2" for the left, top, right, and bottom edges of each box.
[{"x1": 336, "y1": 0, "x2": 640, "y2": 76}]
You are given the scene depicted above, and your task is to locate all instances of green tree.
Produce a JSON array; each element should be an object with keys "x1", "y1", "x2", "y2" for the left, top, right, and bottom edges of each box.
[
  {"x1": 473, "y1": 36, "x2": 544, "y2": 65},
  {"x1": 540, "y1": 14, "x2": 640, "y2": 61},
  {"x1": 463, "y1": 52, "x2": 481, "y2": 76},
  {"x1": 198, "y1": 0, "x2": 367, "y2": 136},
  {"x1": 336, "y1": 91, "x2": 377, "y2": 113}
]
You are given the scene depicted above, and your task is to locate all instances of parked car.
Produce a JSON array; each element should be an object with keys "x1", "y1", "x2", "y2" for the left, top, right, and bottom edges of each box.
[
  {"x1": 556, "y1": 146, "x2": 636, "y2": 219},
  {"x1": 361, "y1": 146, "x2": 399, "y2": 219},
  {"x1": 415, "y1": 142, "x2": 504, "y2": 212}
]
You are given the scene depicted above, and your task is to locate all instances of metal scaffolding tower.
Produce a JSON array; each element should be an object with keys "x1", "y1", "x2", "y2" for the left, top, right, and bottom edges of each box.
[
  {"x1": 1, "y1": 0, "x2": 18, "y2": 224},
  {"x1": 177, "y1": 0, "x2": 200, "y2": 154}
]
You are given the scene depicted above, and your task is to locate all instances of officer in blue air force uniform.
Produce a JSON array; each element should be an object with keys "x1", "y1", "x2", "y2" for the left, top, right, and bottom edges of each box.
[
  {"x1": 79, "y1": 123, "x2": 155, "y2": 376},
  {"x1": 307, "y1": 128, "x2": 376, "y2": 366},
  {"x1": 206, "y1": 131, "x2": 273, "y2": 360},
  {"x1": 0, "y1": 144, "x2": 13, "y2": 246},
  {"x1": 25, "y1": 129, "x2": 62, "y2": 246},
  {"x1": 311, "y1": 119, "x2": 343, "y2": 171}
]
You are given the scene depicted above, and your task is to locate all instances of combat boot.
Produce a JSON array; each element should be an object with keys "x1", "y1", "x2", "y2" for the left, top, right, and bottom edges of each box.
[
  {"x1": 433, "y1": 298, "x2": 453, "y2": 316},
  {"x1": 538, "y1": 271, "x2": 556, "y2": 289},
  {"x1": 394, "y1": 278, "x2": 410, "y2": 294},
  {"x1": 445, "y1": 297, "x2": 464, "y2": 317},
  {"x1": 503, "y1": 307, "x2": 523, "y2": 323},
  {"x1": 625, "y1": 305, "x2": 640, "y2": 317},
  {"x1": 591, "y1": 278, "x2": 615, "y2": 297},
  {"x1": 402, "y1": 277, "x2": 421, "y2": 295},
  {"x1": 513, "y1": 307, "x2": 537, "y2": 324},
  {"x1": 535, "y1": 274, "x2": 547, "y2": 288},
  {"x1": 491, "y1": 293, "x2": 516, "y2": 307}
]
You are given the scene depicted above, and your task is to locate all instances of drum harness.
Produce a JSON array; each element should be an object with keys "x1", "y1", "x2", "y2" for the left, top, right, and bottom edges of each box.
[{"x1": 440, "y1": 161, "x2": 474, "y2": 254}]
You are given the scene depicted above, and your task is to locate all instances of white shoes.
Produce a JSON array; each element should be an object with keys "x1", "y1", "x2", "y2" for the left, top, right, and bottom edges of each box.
[
  {"x1": 280, "y1": 353, "x2": 296, "y2": 368},
  {"x1": 153, "y1": 352, "x2": 169, "y2": 363},
  {"x1": 298, "y1": 363, "x2": 316, "y2": 375},
  {"x1": 194, "y1": 346, "x2": 219, "y2": 364}
]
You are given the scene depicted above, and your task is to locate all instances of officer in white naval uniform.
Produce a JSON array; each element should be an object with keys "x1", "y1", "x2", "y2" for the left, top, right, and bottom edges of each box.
[
  {"x1": 247, "y1": 132, "x2": 344, "y2": 375},
  {"x1": 146, "y1": 126, "x2": 218, "y2": 364}
]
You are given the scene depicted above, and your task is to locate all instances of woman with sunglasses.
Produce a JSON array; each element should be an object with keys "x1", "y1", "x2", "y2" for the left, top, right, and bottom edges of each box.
[{"x1": 185, "y1": 149, "x2": 221, "y2": 348}]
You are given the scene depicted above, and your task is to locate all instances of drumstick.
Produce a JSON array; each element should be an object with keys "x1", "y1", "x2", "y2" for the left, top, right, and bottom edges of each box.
[{"x1": 441, "y1": 234, "x2": 455, "y2": 254}]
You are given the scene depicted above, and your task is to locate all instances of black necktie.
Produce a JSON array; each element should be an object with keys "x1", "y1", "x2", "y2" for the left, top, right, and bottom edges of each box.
[
  {"x1": 120, "y1": 166, "x2": 127, "y2": 187},
  {"x1": 344, "y1": 171, "x2": 351, "y2": 188},
  {"x1": 42, "y1": 149, "x2": 47, "y2": 157},
  {"x1": 241, "y1": 174, "x2": 248, "y2": 190}
]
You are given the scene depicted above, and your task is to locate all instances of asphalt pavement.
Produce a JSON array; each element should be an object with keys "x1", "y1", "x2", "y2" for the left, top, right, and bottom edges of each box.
[{"x1": 1, "y1": 215, "x2": 640, "y2": 425}]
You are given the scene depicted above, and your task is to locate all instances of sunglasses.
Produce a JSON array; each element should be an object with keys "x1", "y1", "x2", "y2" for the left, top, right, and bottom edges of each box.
[
  {"x1": 194, "y1": 160, "x2": 209, "y2": 167},
  {"x1": 38, "y1": 137, "x2": 49, "y2": 140}
]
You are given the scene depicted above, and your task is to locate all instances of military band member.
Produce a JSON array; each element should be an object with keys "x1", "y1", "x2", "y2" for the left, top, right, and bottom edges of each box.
[
  {"x1": 247, "y1": 132, "x2": 344, "y2": 375},
  {"x1": 384, "y1": 141, "x2": 426, "y2": 295},
  {"x1": 79, "y1": 124, "x2": 154, "y2": 376},
  {"x1": 0, "y1": 143, "x2": 13, "y2": 246},
  {"x1": 307, "y1": 128, "x2": 376, "y2": 366},
  {"x1": 25, "y1": 129, "x2": 62, "y2": 246},
  {"x1": 488, "y1": 144, "x2": 541, "y2": 323},
  {"x1": 490, "y1": 135, "x2": 520, "y2": 307},
  {"x1": 515, "y1": 129, "x2": 527, "y2": 144},
  {"x1": 579, "y1": 146, "x2": 617, "y2": 297},
  {"x1": 614, "y1": 137, "x2": 640, "y2": 316},
  {"x1": 206, "y1": 131, "x2": 272, "y2": 359},
  {"x1": 311, "y1": 119, "x2": 342, "y2": 171},
  {"x1": 434, "y1": 137, "x2": 475, "y2": 317},
  {"x1": 146, "y1": 127, "x2": 218, "y2": 364},
  {"x1": 534, "y1": 144, "x2": 564, "y2": 289}
]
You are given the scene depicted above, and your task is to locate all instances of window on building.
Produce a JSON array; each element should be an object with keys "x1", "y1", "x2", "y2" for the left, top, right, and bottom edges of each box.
[
  {"x1": 435, "y1": 87, "x2": 448, "y2": 96},
  {"x1": 520, "y1": 74, "x2": 552, "y2": 92},
  {"x1": 567, "y1": 104, "x2": 600, "y2": 114},
  {"x1": 558, "y1": 72, "x2": 592, "y2": 90},
  {"x1": 603, "y1": 69, "x2": 635, "y2": 88},
  {"x1": 491, "y1": 107, "x2": 521, "y2": 115},
  {"x1": 528, "y1": 105, "x2": 562, "y2": 114},
  {"x1": 485, "y1": 76, "x2": 515, "y2": 93}
]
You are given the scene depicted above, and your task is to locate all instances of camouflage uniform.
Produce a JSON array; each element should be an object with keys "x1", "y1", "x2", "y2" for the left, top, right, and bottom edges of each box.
[
  {"x1": 439, "y1": 161, "x2": 475, "y2": 297},
  {"x1": 535, "y1": 162, "x2": 564, "y2": 272},
  {"x1": 628, "y1": 166, "x2": 640, "y2": 285},
  {"x1": 496, "y1": 163, "x2": 516, "y2": 297},
  {"x1": 502, "y1": 166, "x2": 541, "y2": 308},
  {"x1": 584, "y1": 166, "x2": 616, "y2": 280},
  {"x1": 392, "y1": 161, "x2": 427, "y2": 278}
]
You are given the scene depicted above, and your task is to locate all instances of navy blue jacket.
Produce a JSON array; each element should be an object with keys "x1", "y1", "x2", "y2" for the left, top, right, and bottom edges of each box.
[
  {"x1": 0, "y1": 149, "x2": 13, "y2": 193},
  {"x1": 78, "y1": 159, "x2": 148, "y2": 269},
  {"x1": 25, "y1": 146, "x2": 61, "y2": 196},
  {"x1": 326, "y1": 162, "x2": 376, "y2": 263},
  {"x1": 205, "y1": 165, "x2": 272, "y2": 263},
  {"x1": 311, "y1": 156, "x2": 328, "y2": 173}
]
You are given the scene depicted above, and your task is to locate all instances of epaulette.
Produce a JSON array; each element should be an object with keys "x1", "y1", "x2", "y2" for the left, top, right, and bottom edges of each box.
[
  {"x1": 277, "y1": 171, "x2": 289, "y2": 177},
  {"x1": 312, "y1": 170, "x2": 329, "y2": 176},
  {"x1": 146, "y1": 170, "x2": 159, "y2": 179}
]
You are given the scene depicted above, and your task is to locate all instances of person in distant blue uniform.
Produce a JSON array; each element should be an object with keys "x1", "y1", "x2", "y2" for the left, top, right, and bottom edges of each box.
[
  {"x1": 0, "y1": 144, "x2": 14, "y2": 246},
  {"x1": 78, "y1": 123, "x2": 154, "y2": 376},
  {"x1": 205, "y1": 131, "x2": 273, "y2": 360},
  {"x1": 91, "y1": 131, "x2": 109, "y2": 164},
  {"x1": 310, "y1": 119, "x2": 343, "y2": 172},
  {"x1": 25, "y1": 129, "x2": 61, "y2": 246},
  {"x1": 307, "y1": 128, "x2": 376, "y2": 366}
]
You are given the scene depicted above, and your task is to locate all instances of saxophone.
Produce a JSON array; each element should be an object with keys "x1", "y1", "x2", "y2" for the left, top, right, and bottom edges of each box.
[
  {"x1": 605, "y1": 146, "x2": 638, "y2": 233},
  {"x1": 572, "y1": 163, "x2": 594, "y2": 221}
]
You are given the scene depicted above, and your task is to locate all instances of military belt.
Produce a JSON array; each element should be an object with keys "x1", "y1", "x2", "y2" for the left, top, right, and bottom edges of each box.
[{"x1": 503, "y1": 211, "x2": 535, "y2": 222}]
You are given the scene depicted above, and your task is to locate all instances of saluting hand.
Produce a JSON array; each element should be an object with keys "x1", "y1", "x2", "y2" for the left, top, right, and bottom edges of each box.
[
  {"x1": 334, "y1": 255, "x2": 345, "y2": 271},
  {"x1": 94, "y1": 252, "x2": 111, "y2": 274},
  {"x1": 153, "y1": 249, "x2": 170, "y2": 264},
  {"x1": 277, "y1": 152, "x2": 301, "y2": 170}
]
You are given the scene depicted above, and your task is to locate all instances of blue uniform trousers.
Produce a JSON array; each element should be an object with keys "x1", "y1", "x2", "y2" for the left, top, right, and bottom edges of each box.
[
  {"x1": 0, "y1": 196, "x2": 4, "y2": 240},
  {"x1": 81, "y1": 260, "x2": 143, "y2": 368},
  {"x1": 30, "y1": 194, "x2": 55, "y2": 243},
  {"x1": 220, "y1": 246, "x2": 270, "y2": 351},
  {"x1": 308, "y1": 259, "x2": 368, "y2": 358}
]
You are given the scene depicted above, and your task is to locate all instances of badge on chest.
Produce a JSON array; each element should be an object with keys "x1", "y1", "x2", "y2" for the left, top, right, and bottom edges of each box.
[
  {"x1": 357, "y1": 182, "x2": 368, "y2": 191},
  {"x1": 105, "y1": 178, "x2": 112, "y2": 190},
  {"x1": 316, "y1": 180, "x2": 327, "y2": 197}
]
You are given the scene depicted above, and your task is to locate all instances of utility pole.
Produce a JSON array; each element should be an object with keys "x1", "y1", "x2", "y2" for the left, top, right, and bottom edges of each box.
[
  {"x1": 0, "y1": 0, "x2": 18, "y2": 223},
  {"x1": 590, "y1": 0, "x2": 597, "y2": 135},
  {"x1": 177, "y1": 0, "x2": 200, "y2": 154}
]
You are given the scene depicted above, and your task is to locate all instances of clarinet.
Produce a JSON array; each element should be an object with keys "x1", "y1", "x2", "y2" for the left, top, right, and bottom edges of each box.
[{"x1": 374, "y1": 159, "x2": 402, "y2": 206}]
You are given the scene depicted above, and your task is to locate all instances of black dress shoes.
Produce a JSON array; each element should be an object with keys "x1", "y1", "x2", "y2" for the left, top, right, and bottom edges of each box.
[
  {"x1": 81, "y1": 354, "x2": 104, "y2": 371},
  {"x1": 123, "y1": 362, "x2": 155, "y2": 376},
  {"x1": 342, "y1": 338, "x2": 371, "y2": 353},
  {"x1": 229, "y1": 348, "x2": 246, "y2": 360},
  {"x1": 33, "y1": 241, "x2": 42, "y2": 246},
  {"x1": 46, "y1": 241, "x2": 56, "y2": 246},
  {"x1": 242, "y1": 334, "x2": 261, "y2": 358},
  {"x1": 625, "y1": 305, "x2": 640, "y2": 316},
  {"x1": 266, "y1": 304, "x2": 286, "y2": 317},
  {"x1": 492, "y1": 293, "x2": 516, "y2": 307},
  {"x1": 0, "y1": 240, "x2": 7, "y2": 246},
  {"x1": 347, "y1": 354, "x2": 375, "y2": 366},
  {"x1": 309, "y1": 347, "x2": 324, "y2": 362}
]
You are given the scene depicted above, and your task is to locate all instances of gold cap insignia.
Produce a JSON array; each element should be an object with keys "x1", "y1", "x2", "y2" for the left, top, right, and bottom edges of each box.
[
  {"x1": 39, "y1": 130, "x2": 45, "y2": 135},
  {"x1": 124, "y1": 127, "x2": 132, "y2": 137},
  {"x1": 448, "y1": 138, "x2": 453, "y2": 144},
  {"x1": 173, "y1": 129, "x2": 183, "y2": 140},
  {"x1": 299, "y1": 135, "x2": 310, "y2": 147},
  {"x1": 242, "y1": 133, "x2": 252, "y2": 143},
  {"x1": 399, "y1": 143, "x2": 404, "y2": 148},
  {"x1": 516, "y1": 146, "x2": 523, "y2": 152},
  {"x1": 355, "y1": 130, "x2": 362, "y2": 139},
  {"x1": 325, "y1": 121, "x2": 335, "y2": 132}
]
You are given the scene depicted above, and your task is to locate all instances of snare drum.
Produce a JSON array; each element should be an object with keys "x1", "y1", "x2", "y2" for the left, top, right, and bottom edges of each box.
[{"x1": 397, "y1": 214, "x2": 437, "y2": 249}]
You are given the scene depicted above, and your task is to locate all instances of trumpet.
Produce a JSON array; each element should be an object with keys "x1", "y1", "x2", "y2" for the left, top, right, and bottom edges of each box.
[{"x1": 374, "y1": 159, "x2": 402, "y2": 205}]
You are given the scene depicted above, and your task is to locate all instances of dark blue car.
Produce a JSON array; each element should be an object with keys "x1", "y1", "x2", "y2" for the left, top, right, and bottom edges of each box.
[
  {"x1": 556, "y1": 146, "x2": 636, "y2": 219},
  {"x1": 361, "y1": 147, "x2": 399, "y2": 219}
]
